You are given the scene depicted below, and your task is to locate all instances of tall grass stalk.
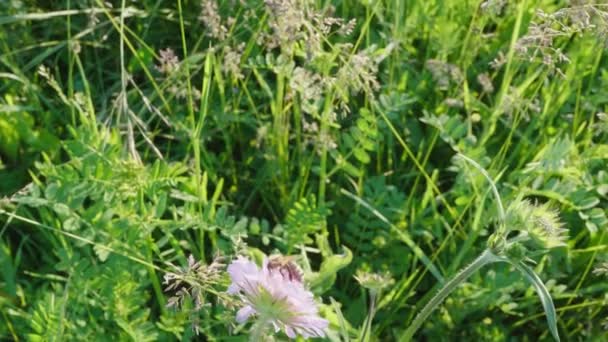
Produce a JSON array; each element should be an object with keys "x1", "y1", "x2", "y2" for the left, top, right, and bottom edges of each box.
[{"x1": 401, "y1": 249, "x2": 503, "y2": 341}]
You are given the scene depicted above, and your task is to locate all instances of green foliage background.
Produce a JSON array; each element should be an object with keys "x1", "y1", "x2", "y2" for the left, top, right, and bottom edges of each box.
[{"x1": 1, "y1": 0, "x2": 607, "y2": 340}]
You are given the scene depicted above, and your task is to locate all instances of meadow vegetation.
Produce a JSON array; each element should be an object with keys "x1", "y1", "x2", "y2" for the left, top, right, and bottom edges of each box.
[{"x1": 1, "y1": 0, "x2": 607, "y2": 340}]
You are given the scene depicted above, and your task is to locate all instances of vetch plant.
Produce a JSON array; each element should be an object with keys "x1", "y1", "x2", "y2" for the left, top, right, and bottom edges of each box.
[{"x1": 401, "y1": 154, "x2": 567, "y2": 342}]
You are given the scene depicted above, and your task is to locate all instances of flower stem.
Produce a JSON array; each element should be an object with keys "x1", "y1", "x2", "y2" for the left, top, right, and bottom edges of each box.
[
  {"x1": 401, "y1": 249, "x2": 502, "y2": 341},
  {"x1": 359, "y1": 292, "x2": 377, "y2": 342},
  {"x1": 249, "y1": 319, "x2": 268, "y2": 342}
]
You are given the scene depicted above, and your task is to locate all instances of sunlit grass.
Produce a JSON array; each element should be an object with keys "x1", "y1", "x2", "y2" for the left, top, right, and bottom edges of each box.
[{"x1": 1, "y1": 0, "x2": 607, "y2": 340}]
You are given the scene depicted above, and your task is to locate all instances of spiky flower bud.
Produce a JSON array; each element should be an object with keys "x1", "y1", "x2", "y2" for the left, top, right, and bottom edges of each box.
[
  {"x1": 505, "y1": 242, "x2": 528, "y2": 262},
  {"x1": 505, "y1": 199, "x2": 568, "y2": 250},
  {"x1": 487, "y1": 231, "x2": 507, "y2": 254},
  {"x1": 354, "y1": 270, "x2": 394, "y2": 295}
]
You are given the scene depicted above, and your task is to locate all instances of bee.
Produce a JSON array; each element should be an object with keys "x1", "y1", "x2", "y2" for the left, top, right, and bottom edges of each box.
[{"x1": 267, "y1": 255, "x2": 303, "y2": 283}]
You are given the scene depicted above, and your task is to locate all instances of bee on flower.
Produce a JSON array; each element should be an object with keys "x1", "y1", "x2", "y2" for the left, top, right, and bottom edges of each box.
[{"x1": 227, "y1": 255, "x2": 328, "y2": 340}]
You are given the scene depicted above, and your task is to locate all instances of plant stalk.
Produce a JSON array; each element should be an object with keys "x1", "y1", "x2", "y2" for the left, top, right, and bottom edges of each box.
[
  {"x1": 249, "y1": 319, "x2": 269, "y2": 342},
  {"x1": 457, "y1": 153, "x2": 505, "y2": 226},
  {"x1": 359, "y1": 292, "x2": 378, "y2": 342},
  {"x1": 401, "y1": 249, "x2": 502, "y2": 341}
]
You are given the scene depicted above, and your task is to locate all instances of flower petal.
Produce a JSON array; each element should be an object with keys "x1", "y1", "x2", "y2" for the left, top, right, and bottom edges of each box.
[
  {"x1": 226, "y1": 256, "x2": 329, "y2": 339},
  {"x1": 285, "y1": 326, "x2": 296, "y2": 339},
  {"x1": 236, "y1": 306, "x2": 256, "y2": 323},
  {"x1": 227, "y1": 256, "x2": 260, "y2": 293}
]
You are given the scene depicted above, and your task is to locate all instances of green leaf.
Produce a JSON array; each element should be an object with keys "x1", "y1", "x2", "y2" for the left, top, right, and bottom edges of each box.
[
  {"x1": 52, "y1": 203, "x2": 71, "y2": 219},
  {"x1": 63, "y1": 217, "x2": 80, "y2": 231},
  {"x1": 12, "y1": 196, "x2": 48, "y2": 207},
  {"x1": 576, "y1": 196, "x2": 600, "y2": 210},
  {"x1": 0, "y1": 241, "x2": 17, "y2": 297},
  {"x1": 354, "y1": 148, "x2": 371, "y2": 164},
  {"x1": 357, "y1": 118, "x2": 370, "y2": 132},
  {"x1": 282, "y1": 196, "x2": 328, "y2": 249},
  {"x1": 514, "y1": 261, "x2": 560, "y2": 342},
  {"x1": 596, "y1": 184, "x2": 608, "y2": 197},
  {"x1": 94, "y1": 244, "x2": 111, "y2": 262},
  {"x1": 307, "y1": 246, "x2": 352, "y2": 294},
  {"x1": 360, "y1": 137, "x2": 376, "y2": 151},
  {"x1": 341, "y1": 160, "x2": 362, "y2": 177},
  {"x1": 154, "y1": 192, "x2": 167, "y2": 218}
]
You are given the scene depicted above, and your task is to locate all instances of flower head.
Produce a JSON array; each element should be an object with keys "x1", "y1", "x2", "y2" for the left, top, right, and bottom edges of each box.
[
  {"x1": 508, "y1": 199, "x2": 568, "y2": 249},
  {"x1": 227, "y1": 255, "x2": 328, "y2": 339},
  {"x1": 163, "y1": 254, "x2": 227, "y2": 335},
  {"x1": 155, "y1": 48, "x2": 179, "y2": 75},
  {"x1": 354, "y1": 270, "x2": 394, "y2": 296}
]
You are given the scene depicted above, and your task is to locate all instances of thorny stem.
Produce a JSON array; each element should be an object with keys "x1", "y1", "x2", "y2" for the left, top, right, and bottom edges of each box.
[{"x1": 401, "y1": 249, "x2": 503, "y2": 342}]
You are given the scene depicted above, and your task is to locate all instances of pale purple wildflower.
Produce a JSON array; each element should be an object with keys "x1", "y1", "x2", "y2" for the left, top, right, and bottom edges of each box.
[{"x1": 227, "y1": 256, "x2": 329, "y2": 339}]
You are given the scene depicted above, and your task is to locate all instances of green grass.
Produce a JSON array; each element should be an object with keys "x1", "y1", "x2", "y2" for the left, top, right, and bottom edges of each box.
[{"x1": 1, "y1": 0, "x2": 607, "y2": 340}]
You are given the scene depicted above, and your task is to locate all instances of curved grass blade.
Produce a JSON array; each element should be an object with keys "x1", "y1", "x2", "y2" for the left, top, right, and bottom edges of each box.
[
  {"x1": 340, "y1": 188, "x2": 444, "y2": 283},
  {"x1": 514, "y1": 261, "x2": 560, "y2": 342}
]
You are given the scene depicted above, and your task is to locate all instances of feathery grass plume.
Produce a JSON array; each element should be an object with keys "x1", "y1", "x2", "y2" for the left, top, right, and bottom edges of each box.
[
  {"x1": 480, "y1": 0, "x2": 507, "y2": 16},
  {"x1": 154, "y1": 46, "x2": 202, "y2": 101},
  {"x1": 490, "y1": 51, "x2": 507, "y2": 70},
  {"x1": 261, "y1": 0, "x2": 354, "y2": 54},
  {"x1": 444, "y1": 98, "x2": 464, "y2": 108},
  {"x1": 199, "y1": 0, "x2": 228, "y2": 40},
  {"x1": 336, "y1": 47, "x2": 382, "y2": 94},
  {"x1": 261, "y1": 0, "x2": 308, "y2": 51},
  {"x1": 514, "y1": 3, "x2": 608, "y2": 76},
  {"x1": 223, "y1": 43, "x2": 246, "y2": 80},
  {"x1": 425, "y1": 59, "x2": 463, "y2": 90},
  {"x1": 289, "y1": 67, "x2": 324, "y2": 114},
  {"x1": 476, "y1": 73, "x2": 494, "y2": 93},
  {"x1": 593, "y1": 261, "x2": 608, "y2": 276},
  {"x1": 505, "y1": 199, "x2": 568, "y2": 249},
  {"x1": 317, "y1": 132, "x2": 338, "y2": 152},
  {"x1": 155, "y1": 48, "x2": 180, "y2": 75},
  {"x1": 593, "y1": 112, "x2": 608, "y2": 136},
  {"x1": 227, "y1": 255, "x2": 328, "y2": 339},
  {"x1": 198, "y1": 0, "x2": 246, "y2": 81},
  {"x1": 163, "y1": 254, "x2": 228, "y2": 334},
  {"x1": 259, "y1": 0, "x2": 381, "y2": 111},
  {"x1": 497, "y1": 86, "x2": 541, "y2": 119}
]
